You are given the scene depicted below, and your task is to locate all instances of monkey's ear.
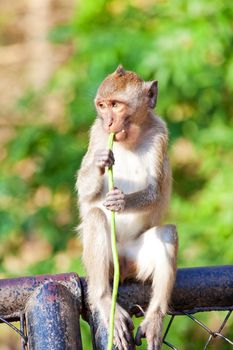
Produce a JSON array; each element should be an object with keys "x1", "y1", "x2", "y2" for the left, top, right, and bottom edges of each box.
[
  {"x1": 145, "y1": 80, "x2": 158, "y2": 109},
  {"x1": 115, "y1": 64, "x2": 126, "y2": 77}
]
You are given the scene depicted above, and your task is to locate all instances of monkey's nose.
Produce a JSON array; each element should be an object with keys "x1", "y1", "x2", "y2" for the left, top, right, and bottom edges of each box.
[{"x1": 108, "y1": 119, "x2": 113, "y2": 127}]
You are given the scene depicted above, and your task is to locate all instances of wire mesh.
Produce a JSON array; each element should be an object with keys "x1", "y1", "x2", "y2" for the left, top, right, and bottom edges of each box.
[
  {"x1": 163, "y1": 310, "x2": 233, "y2": 349},
  {"x1": 0, "y1": 314, "x2": 27, "y2": 350},
  {"x1": 1, "y1": 309, "x2": 232, "y2": 349}
]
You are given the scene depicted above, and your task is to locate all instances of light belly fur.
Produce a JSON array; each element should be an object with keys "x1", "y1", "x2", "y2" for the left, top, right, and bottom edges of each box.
[{"x1": 97, "y1": 143, "x2": 151, "y2": 242}]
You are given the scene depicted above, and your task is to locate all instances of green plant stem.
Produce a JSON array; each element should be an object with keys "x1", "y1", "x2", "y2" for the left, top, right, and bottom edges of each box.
[{"x1": 107, "y1": 132, "x2": 120, "y2": 350}]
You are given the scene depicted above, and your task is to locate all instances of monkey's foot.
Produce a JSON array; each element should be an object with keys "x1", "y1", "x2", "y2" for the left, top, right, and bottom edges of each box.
[
  {"x1": 99, "y1": 300, "x2": 135, "y2": 350},
  {"x1": 135, "y1": 314, "x2": 163, "y2": 350},
  {"x1": 113, "y1": 304, "x2": 135, "y2": 350}
]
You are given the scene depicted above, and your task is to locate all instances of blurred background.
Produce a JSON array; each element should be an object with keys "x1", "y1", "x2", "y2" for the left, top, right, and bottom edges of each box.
[{"x1": 0, "y1": 0, "x2": 232, "y2": 349}]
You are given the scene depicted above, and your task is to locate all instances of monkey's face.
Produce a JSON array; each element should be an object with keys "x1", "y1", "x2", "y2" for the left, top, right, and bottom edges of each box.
[
  {"x1": 95, "y1": 98, "x2": 131, "y2": 141},
  {"x1": 95, "y1": 65, "x2": 158, "y2": 143}
]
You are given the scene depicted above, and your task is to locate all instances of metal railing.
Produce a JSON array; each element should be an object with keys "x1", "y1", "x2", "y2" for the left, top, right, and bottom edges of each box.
[{"x1": 0, "y1": 266, "x2": 233, "y2": 349}]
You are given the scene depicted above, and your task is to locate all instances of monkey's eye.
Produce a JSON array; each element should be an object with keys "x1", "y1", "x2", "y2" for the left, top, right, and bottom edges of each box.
[
  {"x1": 112, "y1": 101, "x2": 118, "y2": 108},
  {"x1": 98, "y1": 102, "x2": 105, "y2": 109}
]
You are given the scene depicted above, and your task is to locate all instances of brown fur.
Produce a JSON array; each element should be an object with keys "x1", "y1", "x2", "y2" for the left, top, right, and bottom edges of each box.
[{"x1": 97, "y1": 66, "x2": 143, "y2": 97}]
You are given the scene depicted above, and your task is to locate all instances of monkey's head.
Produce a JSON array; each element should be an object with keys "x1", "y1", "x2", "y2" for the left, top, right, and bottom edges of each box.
[{"x1": 95, "y1": 65, "x2": 158, "y2": 142}]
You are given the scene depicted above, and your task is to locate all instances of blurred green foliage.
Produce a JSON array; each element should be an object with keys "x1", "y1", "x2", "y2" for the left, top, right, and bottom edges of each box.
[{"x1": 1, "y1": 0, "x2": 233, "y2": 348}]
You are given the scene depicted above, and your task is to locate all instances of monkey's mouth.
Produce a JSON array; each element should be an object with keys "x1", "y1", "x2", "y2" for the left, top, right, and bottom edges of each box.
[{"x1": 114, "y1": 129, "x2": 127, "y2": 142}]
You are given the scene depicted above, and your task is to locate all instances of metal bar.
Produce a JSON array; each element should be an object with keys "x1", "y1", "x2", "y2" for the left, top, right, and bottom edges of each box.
[
  {"x1": 25, "y1": 281, "x2": 83, "y2": 350},
  {"x1": 163, "y1": 339, "x2": 178, "y2": 350},
  {"x1": 171, "y1": 265, "x2": 233, "y2": 314},
  {"x1": 20, "y1": 313, "x2": 27, "y2": 350},
  {"x1": 163, "y1": 315, "x2": 175, "y2": 342},
  {"x1": 217, "y1": 310, "x2": 232, "y2": 333},
  {"x1": 163, "y1": 316, "x2": 178, "y2": 350},
  {"x1": 0, "y1": 272, "x2": 82, "y2": 320},
  {"x1": 114, "y1": 265, "x2": 233, "y2": 316}
]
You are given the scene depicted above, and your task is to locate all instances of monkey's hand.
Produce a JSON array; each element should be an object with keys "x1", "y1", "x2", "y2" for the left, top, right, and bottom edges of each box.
[
  {"x1": 94, "y1": 149, "x2": 115, "y2": 172},
  {"x1": 103, "y1": 188, "x2": 125, "y2": 212}
]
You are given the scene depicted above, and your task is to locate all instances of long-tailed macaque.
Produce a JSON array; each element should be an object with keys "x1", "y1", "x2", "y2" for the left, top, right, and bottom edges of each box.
[{"x1": 77, "y1": 65, "x2": 178, "y2": 350}]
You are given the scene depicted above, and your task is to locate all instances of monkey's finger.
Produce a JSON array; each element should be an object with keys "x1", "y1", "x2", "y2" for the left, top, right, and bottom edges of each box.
[
  {"x1": 118, "y1": 320, "x2": 133, "y2": 344},
  {"x1": 95, "y1": 159, "x2": 105, "y2": 168},
  {"x1": 103, "y1": 149, "x2": 115, "y2": 163},
  {"x1": 96, "y1": 160, "x2": 107, "y2": 168},
  {"x1": 97, "y1": 155, "x2": 114, "y2": 164},
  {"x1": 135, "y1": 326, "x2": 145, "y2": 346},
  {"x1": 104, "y1": 206, "x2": 116, "y2": 212},
  {"x1": 102, "y1": 149, "x2": 114, "y2": 157},
  {"x1": 120, "y1": 312, "x2": 134, "y2": 331},
  {"x1": 108, "y1": 149, "x2": 115, "y2": 161},
  {"x1": 105, "y1": 161, "x2": 115, "y2": 168},
  {"x1": 114, "y1": 327, "x2": 128, "y2": 350},
  {"x1": 103, "y1": 150, "x2": 115, "y2": 161},
  {"x1": 104, "y1": 200, "x2": 125, "y2": 207},
  {"x1": 95, "y1": 150, "x2": 114, "y2": 164},
  {"x1": 103, "y1": 203, "x2": 125, "y2": 212},
  {"x1": 105, "y1": 193, "x2": 124, "y2": 202},
  {"x1": 105, "y1": 195, "x2": 125, "y2": 203},
  {"x1": 126, "y1": 317, "x2": 134, "y2": 331},
  {"x1": 104, "y1": 197, "x2": 125, "y2": 204},
  {"x1": 147, "y1": 339, "x2": 160, "y2": 350},
  {"x1": 128, "y1": 341, "x2": 136, "y2": 350},
  {"x1": 114, "y1": 334, "x2": 122, "y2": 350},
  {"x1": 113, "y1": 309, "x2": 133, "y2": 348},
  {"x1": 125, "y1": 329, "x2": 135, "y2": 346},
  {"x1": 106, "y1": 188, "x2": 124, "y2": 196},
  {"x1": 96, "y1": 161, "x2": 113, "y2": 170},
  {"x1": 96, "y1": 149, "x2": 114, "y2": 157},
  {"x1": 148, "y1": 342, "x2": 160, "y2": 350},
  {"x1": 130, "y1": 343, "x2": 136, "y2": 350}
]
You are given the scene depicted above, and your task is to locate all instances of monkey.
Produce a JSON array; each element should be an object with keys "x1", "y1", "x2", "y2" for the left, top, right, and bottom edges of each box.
[{"x1": 76, "y1": 65, "x2": 178, "y2": 350}]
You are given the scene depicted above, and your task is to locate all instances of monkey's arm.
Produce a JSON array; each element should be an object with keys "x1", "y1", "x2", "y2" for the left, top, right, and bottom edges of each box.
[
  {"x1": 77, "y1": 120, "x2": 112, "y2": 203},
  {"x1": 78, "y1": 150, "x2": 115, "y2": 201},
  {"x1": 125, "y1": 184, "x2": 158, "y2": 211},
  {"x1": 77, "y1": 153, "x2": 103, "y2": 203}
]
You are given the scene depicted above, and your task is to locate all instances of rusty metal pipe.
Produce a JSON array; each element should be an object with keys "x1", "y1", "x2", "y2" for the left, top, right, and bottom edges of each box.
[
  {"x1": 25, "y1": 282, "x2": 83, "y2": 350},
  {"x1": 0, "y1": 272, "x2": 82, "y2": 320},
  {"x1": 80, "y1": 265, "x2": 233, "y2": 321},
  {"x1": 116, "y1": 265, "x2": 233, "y2": 316}
]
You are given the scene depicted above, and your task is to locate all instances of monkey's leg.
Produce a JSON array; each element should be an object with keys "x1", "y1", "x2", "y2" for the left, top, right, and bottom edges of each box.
[
  {"x1": 125, "y1": 225, "x2": 178, "y2": 350},
  {"x1": 82, "y1": 207, "x2": 134, "y2": 350}
]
